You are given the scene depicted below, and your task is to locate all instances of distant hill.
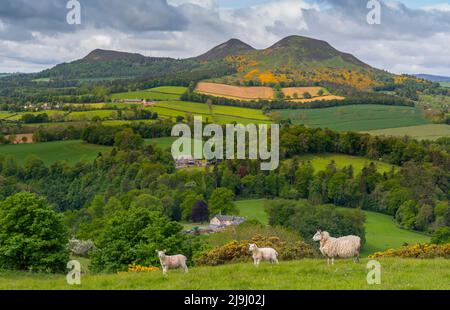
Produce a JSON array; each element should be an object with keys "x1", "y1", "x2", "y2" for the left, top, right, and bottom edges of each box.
[
  {"x1": 0, "y1": 73, "x2": 12, "y2": 78},
  {"x1": 413, "y1": 74, "x2": 450, "y2": 82},
  {"x1": 32, "y1": 35, "x2": 393, "y2": 89},
  {"x1": 193, "y1": 39, "x2": 256, "y2": 61},
  {"x1": 83, "y1": 49, "x2": 148, "y2": 62},
  {"x1": 207, "y1": 35, "x2": 392, "y2": 89}
]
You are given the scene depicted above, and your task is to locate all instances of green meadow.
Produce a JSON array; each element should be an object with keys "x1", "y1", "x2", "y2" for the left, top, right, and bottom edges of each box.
[
  {"x1": 111, "y1": 86, "x2": 187, "y2": 101},
  {"x1": 0, "y1": 140, "x2": 111, "y2": 165},
  {"x1": 287, "y1": 153, "x2": 394, "y2": 174},
  {"x1": 280, "y1": 105, "x2": 430, "y2": 132},
  {"x1": 364, "y1": 124, "x2": 450, "y2": 141},
  {"x1": 0, "y1": 137, "x2": 179, "y2": 165}
]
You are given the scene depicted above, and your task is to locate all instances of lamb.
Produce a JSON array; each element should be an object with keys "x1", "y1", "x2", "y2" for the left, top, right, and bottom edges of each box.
[
  {"x1": 312, "y1": 230, "x2": 361, "y2": 265},
  {"x1": 156, "y1": 250, "x2": 188, "y2": 275},
  {"x1": 248, "y1": 243, "x2": 279, "y2": 266}
]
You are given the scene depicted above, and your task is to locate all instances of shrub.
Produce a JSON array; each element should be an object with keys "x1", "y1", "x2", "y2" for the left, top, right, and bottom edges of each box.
[
  {"x1": 369, "y1": 244, "x2": 450, "y2": 259},
  {"x1": 431, "y1": 227, "x2": 450, "y2": 245},
  {"x1": 90, "y1": 207, "x2": 204, "y2": 272},
  {"x1": 68, "y1": 239, "x2": 96, "y2": 257},
  {"x1": 195, "y1": 234, "x2": 315, "y2": 266},
  {"x1": 0, "y1": 192, "x2": 69, "y2": 273}
]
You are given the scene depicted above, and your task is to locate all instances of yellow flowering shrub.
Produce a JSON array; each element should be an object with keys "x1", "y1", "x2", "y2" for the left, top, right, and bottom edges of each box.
[
  {"x1": 369, "y1": 244, "x2": 450, "y2": 259},
  {"x1": 128, "y1": 264, "x2": 160, "y2": 273},
  {"x1": 195, "y1": 234, "x2": 315, "y2": 266}
]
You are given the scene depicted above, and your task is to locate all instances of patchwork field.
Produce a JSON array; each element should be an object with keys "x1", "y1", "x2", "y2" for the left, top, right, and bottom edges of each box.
[
  {"x1": 280, "y1": 105, "x2": 430, "y2": 132},
  {"x1": 364, "y1": 124, "x2": 450, "y2": 141},
  {"x1": 195, "y1": 82, "x2": 337, "y2": 102}
]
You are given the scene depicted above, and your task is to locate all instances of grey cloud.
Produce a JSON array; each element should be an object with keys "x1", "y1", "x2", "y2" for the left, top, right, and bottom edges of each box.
[{"x1": 0, "y1": 0, "x2": 450, "y2": 75}]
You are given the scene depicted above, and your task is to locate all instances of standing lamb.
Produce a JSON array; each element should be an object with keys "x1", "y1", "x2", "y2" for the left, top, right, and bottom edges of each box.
[
  {"x1": 156, "y1": 250, "x2": 189, "y2": 275},
  {"x1": 312, "y1": 230, "x2": 361, "y2": 265},
  {"x1": 248, "y1": 243, "x2": 279, "y2": 266}
]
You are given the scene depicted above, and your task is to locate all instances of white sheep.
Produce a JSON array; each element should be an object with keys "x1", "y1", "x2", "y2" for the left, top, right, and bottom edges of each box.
[
  {"x1": 156, "y1": 250, "x2": 188, "y2": 275},
  {"x1": 312, "y1": 230, "x2": 361, "y2": 265},
  {"x1": 248, "y1": 243, "x2": 279, "y2": 266}
]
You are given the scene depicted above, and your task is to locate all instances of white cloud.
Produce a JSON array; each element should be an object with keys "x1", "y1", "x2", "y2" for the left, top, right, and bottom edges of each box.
[{"x1": 423, "y1": 3, "x2": 450, "y2": 12}]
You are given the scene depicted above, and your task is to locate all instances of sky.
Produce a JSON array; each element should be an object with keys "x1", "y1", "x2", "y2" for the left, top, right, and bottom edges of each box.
[{"x1": 1, "y1": 0, "x2": 450, "y2": 76}]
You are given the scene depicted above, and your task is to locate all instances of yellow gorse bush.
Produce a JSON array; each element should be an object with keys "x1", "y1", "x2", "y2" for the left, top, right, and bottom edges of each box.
[
  {"x1": 195, "y1": 234, "x2": 315, "y2": 266},
  {"x1": 369, "y1": 243, "x2": 450, "y2": 259},
  {"x1": 128, "y1": 264, "x2": 160, "y2": 273}
]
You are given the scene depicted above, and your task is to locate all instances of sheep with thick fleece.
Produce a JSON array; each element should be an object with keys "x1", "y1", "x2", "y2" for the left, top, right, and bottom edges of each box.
[
  {"x1": 248, "y1": 243, "x2": 279, "y2": 266},
  {"x1": 156, "y1": 250, "x2": 188, "y2": 275},
  {"x1": 312, "y1": 230, "x2": 361, "y2": 265}
]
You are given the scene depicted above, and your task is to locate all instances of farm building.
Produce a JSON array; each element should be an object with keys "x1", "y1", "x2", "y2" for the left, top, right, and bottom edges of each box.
[
  {"x1": 185, "y1": 215, "x2": 246, "y2": 235},
  {"x1": 210, "y1": 215, "x2": 246, "y2": 228},
  {"x1": 175, "y1": 155, "x2": 203, "y2": 169}
]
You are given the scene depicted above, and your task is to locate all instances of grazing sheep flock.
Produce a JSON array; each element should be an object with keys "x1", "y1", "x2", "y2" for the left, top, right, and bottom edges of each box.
[
  {"x1": 312, "y1": 230, "x2": 361, "y2": 265},
  {"x1": 156, "y1": 230, "x2": 361, "y2": 274},
  {"x1": 156, "y1": 250, "x2": 189, "y2": 275},
  {"x1": 248, "y1": 243, "x2": 279, "y2": 266}
]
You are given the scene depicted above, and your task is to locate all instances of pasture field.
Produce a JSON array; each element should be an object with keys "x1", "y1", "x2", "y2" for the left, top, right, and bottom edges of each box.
[
  {"x1": 364, "y1": 124, "x2": 450, "y2": 141},
  {"x1": 150, "y1": 86, "x2": 188, "y2": 95},
  {"x1": 234, "y1": 199, "x2": 430, "y2": 256},
  {"x1": 7, "y1": 110, "x2": 66, "y2": 121},
  {"x1": 1, "y1": 258, "x2": 448, "y2": 290},
  {"x1": 0, "y1": 137, "x2": 183, "y2": 165},
  {"x1": 287, "y1": 153, "x2": 394, "y2": 174},
  {"x1": 0, "y1": 140, "x2": 111, "y2": 165},
  {"x1": 235, "y1": 199, "x2": 269, "y2": 225},
  {"x1": 362, "y1": 210, "x2": 430, "y2": 256},
  {"x1": 155, "y1": 101, "x2": 269, "y2": 120},
  {"x1": 280, "y1": 105, "x2": 430, "y2": 132},
  {"x1": 419, "y1": 94, "x2": 450, "y2": 108},
  {"x1": 111, "y1": 86, "x2": 187, "y2": 101},
  {"x1": 0, "y1": 111, "x2": 15, "y2": 119},
  {"x1": 440, "y1": 82, "x2": 450, "y2": 88},
  {"x1": 66, "y1": 110, "x2": 118, "y2": 121}
]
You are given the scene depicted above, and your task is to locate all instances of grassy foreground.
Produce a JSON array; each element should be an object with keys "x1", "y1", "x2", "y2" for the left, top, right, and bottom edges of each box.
[{"x1": 1, "y1": 258, "x2": 448, "y2": 290}]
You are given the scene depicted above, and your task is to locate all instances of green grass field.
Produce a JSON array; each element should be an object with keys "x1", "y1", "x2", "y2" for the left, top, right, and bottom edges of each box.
[
  {"x1": 287, "y1": 153, "x2": 394, "y2": 174},
  {"x1": 66, "y1": 110, "x2": 118, "y2": 121},
  {"x1": 440, "y1": 82, "x2": 450, "y2": 88},
  {"x1": 280, "y1": 105, "x2": 430, "y2": 132},
  {"x1": 235, "y1": 199, "x2": 269, "y2": 225},
  {"x1": 362, "y1": 210, "x2": 430, "y2": 255},
  {"x1": 235, "y1": 199, "x2": 429, "y2": 256},
  {"x1": 0, "y1": 137, "x2": 183, "y2": 165},
  {"x1": 1, "y1": 258, "x2": 448, "y2": 290},
  {"x1": 111, "y1": 86, "x2": 187, "y2": 101},
  {"x1": 419, "y1": 94, "x2": 450, "y2": 108},
  {"x1": 0, "y1": 140, "x2": 111, "y2": 165},
  {"x1": 364, "y1": 124, "x2": 450, "y2": 141},
  {"x1": 0, "y1": 111, "x2": 15, "y2": 120},
  {"x1": 7, "y1": 110, "x2": 66, "y2": 121}
]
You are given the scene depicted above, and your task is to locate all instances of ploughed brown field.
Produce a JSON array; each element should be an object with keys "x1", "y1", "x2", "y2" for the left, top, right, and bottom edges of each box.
[
  {"x1": 195, "y1": 82, "x2": 344, "y2": 102},
  {"x1": 196, "y1": 82, "x2": 274, "y2": 100}
]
